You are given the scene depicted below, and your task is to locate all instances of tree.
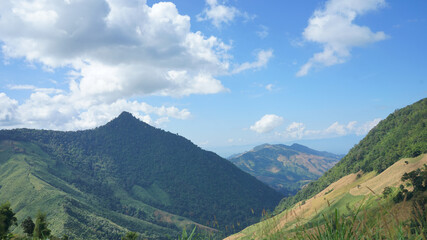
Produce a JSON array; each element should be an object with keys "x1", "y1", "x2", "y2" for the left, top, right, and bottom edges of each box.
[
  {"x1": 0, "y1": 202, "x2": 17, "y2": 239},
  {"x1": 382, "y1": 187, "x2": 392, "y2": 198},
  {"x1": 33, "y1": 211, "x2": 51, "y2": 239},
  {"x1": 122, "y1": 231, "x2": 138, "y2": 240},
  {"x1": 402, "y1": 166, "x2": 427, "y2": 192},
  {"x1": 21, "y1": 216, "x2": 35, "y2": 236}
]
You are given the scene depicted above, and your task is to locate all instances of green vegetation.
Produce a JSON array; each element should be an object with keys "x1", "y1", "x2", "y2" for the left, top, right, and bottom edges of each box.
[
  {"x1": 20, "y1": 217, "x2": 35, "y2": 237},
  {"x1": 178, "y1": 227, "x2": 196, "y2": 240},
  {"x1": 178, "y1": 226, "x2": 220, "y2": 240},
  {"x1": 234, "y1": 194, "x2": 426, "y2": 240},
  {"x1": 0, "y1": 204, "x2": 83, "y2": 239},
  {"x1": 0, "y1": 202, "x2": 17, "y2": 239},
  {"x1": 394, "y1": 164, "x2": 427, "y2": 203},
  {"x1": 33, "y1": 211, "x2": 51, "y2": 239},
  {"x1": 229, "y1": 143, "x2": 341, "y2": 196},
  {"x1": 296, "y1": 203, "x2": 426, "y2": 240},
  {"x1": 275, "y1": 98, "x2": 427, "y2": 213},
  {"x1": 0, "y1": 112, "x2": 282, "y2": 238},
  {"x1": 122, "y1": 231, "x2": 139, "y2": 240}
]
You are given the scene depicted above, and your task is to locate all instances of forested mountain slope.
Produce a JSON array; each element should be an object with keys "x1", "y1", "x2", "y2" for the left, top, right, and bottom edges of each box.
[{"x1": 0, "y1": 112, "x2": 282, "y2": 239}]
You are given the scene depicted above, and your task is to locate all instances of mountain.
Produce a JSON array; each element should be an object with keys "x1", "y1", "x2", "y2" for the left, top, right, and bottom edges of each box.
[
  {"x1": 229, "y1": 143, "x2": 342, "y2": 195},
  {"x1": 0, "y1": 112, "x2": 282, "y2": 239},
  {"x1": 275, "y1": 98, "x2": 427, "y2": 213},
  {"x1": 225, "y1": 98, "x2": 427, "y2": 239}
]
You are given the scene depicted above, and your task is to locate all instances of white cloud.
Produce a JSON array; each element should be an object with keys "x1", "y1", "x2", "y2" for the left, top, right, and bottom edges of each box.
[
  {"x1": 356, "y1": 118, "x2": 382, "y2": 135},
  {"x1": 322, "y1": 119, "x2": 382, "y2": 136},
  {"x1": 325, "y1": 121, "x2": 348, "y2": 136},
  {"x1": 297, "y1": 0, "x2": 388, "y2": 76},
  {"x1": 7, "y1": 84, "x2": 36, "y2": 90},
  {"x1": 265, "y1": 84, "x2": 274, "y2": 91},
  {"x1": 8, "y1": 84, "x2": 63, "y2": 94},
  {"x1": 285, "y1": 122, "x2": 306, "y2": 139},
  {"x1": 256, "y1": 25, "x2": 269, "y2": 39},
  {"x1": 197, "y1": 0, "x2": 240, "y2": 28},
  {"x1": 0, "y1": 0, "x2": 231, "y2": 101},
  {"x1": 0, "y1": 91, "x2": 190, "y2": 130},
  {"x1": 0, "y1": 0, "x2": 247, "y2": 130},
  {"x1": 0, "y1": 93, "x2": 18, "y2": 123},
  {"x1": 277, "y1": 118, "x2": 382, "y2": 139},
  {"x1": 233, "y1": 49, "x2": 273, "y2": 74},
  {"x1": 250, "y1": 114, "x2": 284, "y2": 134}
]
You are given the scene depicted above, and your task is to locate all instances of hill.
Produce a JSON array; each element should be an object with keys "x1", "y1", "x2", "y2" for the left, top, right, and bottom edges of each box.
[
  {"x1": 225, "y1": 98, "x2": 427, "y2": 239},
  {"x1": 275, "y1": 98, "x2": 427, "y2": 213},
  {"x1": 229, "y1": 144, "x2": 341, "y2": 195},
  {"x1": 0, "y1": 112, "x2": 282, "y2": 239},
  {"x1": 225, "y1": 154, "x2": 427, "y2": 240}
]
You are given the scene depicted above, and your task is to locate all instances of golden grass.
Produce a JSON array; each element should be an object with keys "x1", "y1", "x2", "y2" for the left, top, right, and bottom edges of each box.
[
  {"x1": 349, "y1": 154, "x2": 427, "y2": 196},
  {"x1": 225, "y1": 154, "x2": 426, "y2": 240}
]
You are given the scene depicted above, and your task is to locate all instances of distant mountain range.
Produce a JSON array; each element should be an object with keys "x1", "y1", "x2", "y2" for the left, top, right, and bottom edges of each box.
[
  {"x1": 229, "y1": 143, "x2": 342, "y2": 195},
  {"x1": 0, "y1": 112, "x2": 282, "y2": 239}
]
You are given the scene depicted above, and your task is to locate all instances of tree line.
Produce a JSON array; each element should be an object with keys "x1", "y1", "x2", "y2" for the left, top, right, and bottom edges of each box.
[
  {"x1": 0, "y1": 202, "x2": 140, "y2": 240},
  {"x1": 0, "y1": 203, "x2": 56, "y2": 240}
]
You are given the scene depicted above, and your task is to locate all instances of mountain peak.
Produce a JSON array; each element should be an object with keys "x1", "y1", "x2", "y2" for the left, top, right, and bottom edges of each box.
[
  {"x1": 117, "y1": 111, "x2": 137, "y2": 120},
  {"x1": 290, "y1": 143, "x2": 304, "y2": 148},
  {"x1": 253, "y1": 143, "x2": 272, "y2": 151},
  {"x1": 103, "y1": 111, "x2": 150, "y2": 130}
]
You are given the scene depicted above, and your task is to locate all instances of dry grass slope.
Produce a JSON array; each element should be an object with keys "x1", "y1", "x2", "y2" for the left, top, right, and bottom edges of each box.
[{"x1": 225, "y1": 154, "x2": 427, "y2": 240}]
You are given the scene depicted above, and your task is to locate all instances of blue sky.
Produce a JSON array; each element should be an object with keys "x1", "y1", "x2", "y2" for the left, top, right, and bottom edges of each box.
[{"x1": 0, "y1": 0, "x2": 426, "y2": 156}]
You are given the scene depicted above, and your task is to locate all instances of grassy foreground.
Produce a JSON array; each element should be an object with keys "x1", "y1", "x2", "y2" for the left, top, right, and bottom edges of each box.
[{"x1": 224, "y1": 155, "x2": 427, "y2": 240}]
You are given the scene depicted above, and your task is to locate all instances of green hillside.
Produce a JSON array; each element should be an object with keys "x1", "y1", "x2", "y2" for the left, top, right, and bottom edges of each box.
[
  {"x1": 0, "y1": 112, "x2": 282, "y2": 239},
  {"x1": 275, "y1": 97, "x2": 427, "y2": 213},
  {"x1": 229, "y1": 144, "x2": 341, "y2": 195}
]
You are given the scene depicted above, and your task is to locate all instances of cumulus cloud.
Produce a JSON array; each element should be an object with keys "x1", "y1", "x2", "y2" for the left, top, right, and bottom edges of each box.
[
  {"x1": 0, "y1": 93, "x2": 18, "y2": 123},
  {"x1": 250, "y1": 114, "x2": 284, "y2": 134},
  {"x1": 297, "y1": 0, "x2": 388, "y2": 76},
  {"x1": 285, "y1": 122, "x2": 306, "y2": 139},
  {"x1": 0, "y1": 0, "x2": 230, "y2": 101},
  {"x1": 278, "y1": 118, "x2": 382, "y2": 139},
  {"x1": 0, "y1": 0, "x2": 273, "y2": 130},
  {"x1": 323, "y1": 119, "x2": 382, "y2": 136},
  {"x1": 0, "y1": 0, "x2": 258, "y2": 130},
  {"x1": 0, "y1": 91, "x2": 190, "y2": 130},
  {"x1": 233, "y1": 49, "x2": 273, "y2": 74},
  {"x1": 197, "y1": 0, "x2": 241, "y2": 28}
]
